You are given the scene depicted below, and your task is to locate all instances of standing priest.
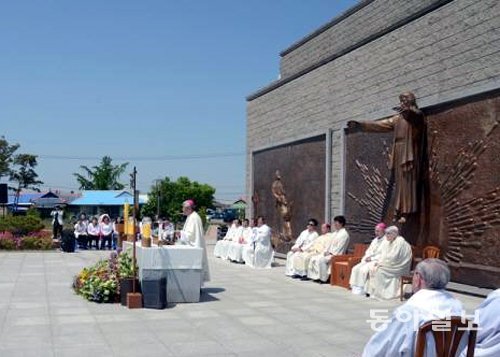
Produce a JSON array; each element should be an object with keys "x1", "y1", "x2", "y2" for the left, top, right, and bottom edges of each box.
[{"x1": 177, "y1": 199, "x2": 210, "y2": 285}]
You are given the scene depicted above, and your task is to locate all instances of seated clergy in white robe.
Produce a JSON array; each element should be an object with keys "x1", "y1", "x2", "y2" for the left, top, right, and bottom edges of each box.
[
  {"x1": 285, "y1": 218, "x2": 319, "y2": 276},
  {"x1": 363, "y1": 259, "x2": 465, "y2": 357},
  {"x1": 242, "y1": 216, "x2": 274, "y2": 268},
  {"x1": 213, "y1": 219, "x2": 240, "y2": 259},
  {"x1": 461, "y1": 288, "x2": 500, "y2": 357},
  {"x1": 349, "y1": 222, "x2": 387, "y2": 295},
  {"x1": 227, "y1": 219, "x2": 252, "y2": 262},
  {"x1": 366, "y1": 225, "x2": 412, "y2": 300},
  {"x1": 291, "y1": 223, "x2": 333, "y2": 277},
  {"x1": 307, "y1": 215, "x2": 350, "y2": 282}
]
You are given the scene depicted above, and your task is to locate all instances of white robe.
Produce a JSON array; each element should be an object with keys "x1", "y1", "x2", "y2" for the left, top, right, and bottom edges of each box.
[
  {"x1": 291, "y1": 233, "x2": 334, "y2": 277},
  {"x1": 363, "y1": 288, "x2": 465, "y2": 357},
  {"x1": 349, "y1": 235, "x2": 386, "y2": 293},
  {"x1": 227, "y1": 227, "x2": 252, "y2": 262},
  {"x1": 242, "y1": 224, "x2": 274, "y2": 268},
  {"x1": 307, "y1": 228, "x2": 349, "y2": 282},
  {"x1": 461, "y1": 289, "x2": 500, "y2": 357},
  {"x1": 179, "y1": 211, "x2": 210, "y2": 283},
  {"x1": 367, "y1": 236, "x2": 412, "y2": 300},
  {"x1": 220, "y1": 226, "x2": 242, "y2": 260},
  {"x1": 213, "y1": 224, "x2": 235, "y2": 258},
  {"x1": 285, "y1": 229, "x2": 319, "y2": 276}
]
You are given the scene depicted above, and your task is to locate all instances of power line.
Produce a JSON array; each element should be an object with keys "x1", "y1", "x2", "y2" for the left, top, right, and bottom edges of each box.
[{"x1": 37, "y1": 152, "x2": 245, "y2": 161}]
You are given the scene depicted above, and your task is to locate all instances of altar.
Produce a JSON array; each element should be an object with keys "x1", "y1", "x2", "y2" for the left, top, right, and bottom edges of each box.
[{"x1": 122, "y1": 241, "x2": 203, "y2": 303}]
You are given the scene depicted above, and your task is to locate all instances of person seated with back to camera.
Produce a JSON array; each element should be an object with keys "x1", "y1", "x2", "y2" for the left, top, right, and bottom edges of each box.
[
  {"x1": 213, "y1": 219, "x2": 241, "y2": 260},
  {"x1": 366, "y1": 225, "x2": 412, "y2": 300},
  {"x1": 227, "y1": 218, "x2": 252, "y2": 263},
  {"x1": 307, "y1": 215, "x2": 350, "y2": 283},
  {"x1": 362, "y1": 258, "x2": 465, "y2": 357},
  {"x1": 349, "y1": 222, "x2": 387, "y2": 296},
  {"x1": 459, "y1": 288, "x2": 500, "y2": 357},
  {"x1": 290, "y1": 222, "x2": 334, "y2": 278},
  {"x1": 285, "y1": 218, "x2": 319, "y2": 277},
  {"x1": 158, "y1": 217, "x2": 175, "y2": 243}
]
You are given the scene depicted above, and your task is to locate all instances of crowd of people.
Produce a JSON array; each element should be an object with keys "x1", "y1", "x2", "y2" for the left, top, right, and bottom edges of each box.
[
  {"x1": 213, "y1": 216, "x2": 274, "y2": 268},
  {"x1": 283, "y1": 218, "x2": 414, "y2": 299},
  {"x1": 60, "y1": 200, "x2": 210, "y2": 285},
  {"x1": 285, "y1": 216, "x2": 350, "y2": 282},
  {"x1": 279, "y1": 216, "x2": 499, "y2": 356},
  {"x1": 68, "y1": 212, "x2": 177, "y2": 251},
  {"x1": 72, "y1": 213, "x2": 121, "y2": 250}
]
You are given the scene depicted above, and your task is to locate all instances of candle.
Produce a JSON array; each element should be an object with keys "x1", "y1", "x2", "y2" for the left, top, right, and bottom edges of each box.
[
  {"x1": 127, "y1": 217, "x2": 135, "y2": 235},
  {"x1": 142, "y1": 223, "x2": 151, "y2": 238},
  {"x1": 123, "y1": 202, "x2": 129, "y2": 235}
]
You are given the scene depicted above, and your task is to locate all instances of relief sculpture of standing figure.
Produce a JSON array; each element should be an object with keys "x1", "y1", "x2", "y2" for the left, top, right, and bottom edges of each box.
[
  {"x1": 271, "y1": 170, "x2": 293, "y2": 241},
  {"x1": 347, "y1": 92, "x2": 426, "y2": 223}
]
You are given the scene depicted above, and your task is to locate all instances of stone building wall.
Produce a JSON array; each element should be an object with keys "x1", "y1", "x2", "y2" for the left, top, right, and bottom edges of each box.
[
  {"x1": 279, "y1": 0, "x2": 441, "y2": 79},
  {"x1": 247, "y1": 0, "x2": 500, "y2": 218}
]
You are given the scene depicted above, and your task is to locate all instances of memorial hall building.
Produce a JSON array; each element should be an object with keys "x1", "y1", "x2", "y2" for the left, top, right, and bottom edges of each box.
[{"x1": 246, "y1": 0, "x2": 500, "y2": 287}]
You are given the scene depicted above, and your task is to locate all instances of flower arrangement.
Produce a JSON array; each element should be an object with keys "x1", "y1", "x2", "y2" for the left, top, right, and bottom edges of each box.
[
  {"x1": 73, "y1": 250, "x2": 134, "y2": 303},
  {"x1": 117, "y1": 249, "x2": 134, "y2": 278},
  {"x1": 0, "y1": 230, "x2": 53, "y2": 250},
  {"x1": 20, "y1": 231, "x2": 53, "y2": 250},
  {"x1": 0, "y1": 231, "x2": 19, "y2": 250}
]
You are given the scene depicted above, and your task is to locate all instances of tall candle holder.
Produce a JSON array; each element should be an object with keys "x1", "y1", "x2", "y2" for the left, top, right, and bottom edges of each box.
[{"x1": 126, "y1": 166, "x2": 142, "y2": 309}]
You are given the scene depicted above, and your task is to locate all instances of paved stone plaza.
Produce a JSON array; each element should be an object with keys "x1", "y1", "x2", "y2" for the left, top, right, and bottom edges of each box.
[{"x1": 0, "y1": 239, "x2": 484, "y2": 357}]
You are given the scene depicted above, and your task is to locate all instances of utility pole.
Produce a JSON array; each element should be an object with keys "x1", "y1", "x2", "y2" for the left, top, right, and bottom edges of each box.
[
  {"x1": 127, "y1": 166, "x2": 142, "y2": 308},
  {"x1": 155, "y1": 179, "x2": 161, "y2": 219}
]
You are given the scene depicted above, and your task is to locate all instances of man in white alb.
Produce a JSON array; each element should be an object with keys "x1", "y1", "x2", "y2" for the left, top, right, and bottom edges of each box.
[
  {"x1": 307, "y1": 215, "x2": 349, "y2": 282},
  {"x1": 285, "y1": 219, "x2": 319, "y2": 276},
  {"x1": 242, "y1": 216, "x2": 274, "y2": 268},
  {"x1": 461, "y1": 288, "x2": 500, "y2": 357},
  {"x1": 363, "y1": 259, "x2": 465, "y2": 356},
  {"x1": 350, "y1": 222, "x2": 386, "y2": 296},
  {"x1": 366, "y1": 225, "x2": 412, "y2": 300},
  {"x1": 177, "y1": 199, "x2": 210, "y2": 284},
  {"x1": 227, "y1": 218, "x2": 252, "y2": 262},
  {"x1": 291, "y1": 222, "x2": 333, "y2": 277},
  {"x1": 213, "y1": 219, "x2": 241, "y2": 259}
]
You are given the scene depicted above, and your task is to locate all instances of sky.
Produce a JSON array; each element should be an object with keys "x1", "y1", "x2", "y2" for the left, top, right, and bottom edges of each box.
[{"x1": 1, "y1": 0, "x2": 358, "y2": 203}]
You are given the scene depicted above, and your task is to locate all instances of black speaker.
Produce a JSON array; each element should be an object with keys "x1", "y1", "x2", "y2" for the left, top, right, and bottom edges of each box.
[
  {"x1": 0, "y1": 184, "x2": 7, "y2": 204},
  {"x1": 142, "y1": 277, "x2": 166, "y2": 309}
]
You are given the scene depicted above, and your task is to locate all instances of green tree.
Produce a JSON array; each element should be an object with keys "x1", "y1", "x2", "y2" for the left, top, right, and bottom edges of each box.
[
  {"x1": 142, "y1": 176, "x2": 215, "y2": 223},
  {"x1": 10, "y1": 154, "x2": 44, "y2": 208},
  {"x1": 73, "y1": 156, "x2": 128, "y2": 190},
  {"x1": 0, "y1": 136, "x2": 20, "y2": 180}
]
